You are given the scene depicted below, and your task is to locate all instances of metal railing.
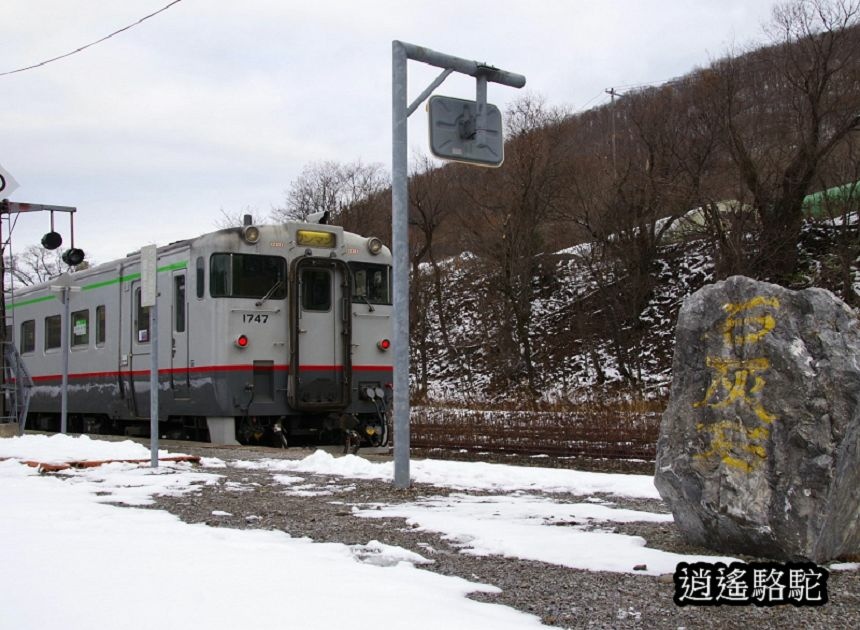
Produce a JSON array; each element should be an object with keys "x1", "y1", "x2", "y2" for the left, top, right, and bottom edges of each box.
[{"x1": 1, "y1": 340, "x2": 33, "y2": 434}]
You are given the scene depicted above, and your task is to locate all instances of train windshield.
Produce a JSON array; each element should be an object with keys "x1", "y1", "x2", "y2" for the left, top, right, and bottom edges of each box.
[
  {"x1": 349, "y1": 262, "x2": 391, "y2": 305},
  {"x1": 210, "y1": 253, "x2": 287, "y2": 299}
]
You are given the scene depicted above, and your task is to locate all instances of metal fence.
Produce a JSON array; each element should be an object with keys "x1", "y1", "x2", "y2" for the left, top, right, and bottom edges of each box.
[{"x1": 410, "y1": 405, "x2": 662, "y2": 460}]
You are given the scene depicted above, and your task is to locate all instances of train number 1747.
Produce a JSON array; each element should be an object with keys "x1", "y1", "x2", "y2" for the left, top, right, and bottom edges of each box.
[{"x1": 242, "y1": 313, "x2": 270, "y2": 323}]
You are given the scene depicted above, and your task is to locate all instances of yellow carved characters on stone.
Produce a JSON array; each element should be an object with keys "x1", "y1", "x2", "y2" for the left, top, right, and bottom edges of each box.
[
  {"x1": 694, "y1": 420, "x2": 771, "y2": 473},
  {"x1": 693, "y1": 296, "x2": 780, "y2": 472},
  {"x1": 695, "y1": 356, "x2": 777, "y2": 424},
  {"x1": 722, "y1": 296, "x2": 779, "y2": 347}
]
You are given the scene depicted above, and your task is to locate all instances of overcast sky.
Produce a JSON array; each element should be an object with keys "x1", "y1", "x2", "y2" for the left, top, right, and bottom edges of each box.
[{"x1": 1, "y1": 0, "x2": 777, "y2": 265}]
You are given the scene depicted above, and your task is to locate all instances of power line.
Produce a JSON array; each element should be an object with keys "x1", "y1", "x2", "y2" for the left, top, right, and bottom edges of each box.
[
  {"x1": 575, "y1": 90, "x2": 610, "y2": 113},
  {"x1": 0, "y1": 0, "x2": 183, "y2": 78}
]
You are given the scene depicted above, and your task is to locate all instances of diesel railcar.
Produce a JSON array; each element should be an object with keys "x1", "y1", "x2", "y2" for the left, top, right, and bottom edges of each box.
[{"x1": 9, "y1": 218, "x2": 393, "y2": 446}]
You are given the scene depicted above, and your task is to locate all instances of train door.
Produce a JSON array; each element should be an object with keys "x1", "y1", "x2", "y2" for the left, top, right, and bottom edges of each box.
[
  {"x1": 170, "y1": 271, "x2": 190, "y2": 399},
  {"x1": 129, "y1": 281, "x2": 152, "y2": 417},
  {"x1": 117, "y1": 277, "x2": 134, "y2": 417},
  {"x1": 289, "y1": 258, "x2": 351, "y2": 410}
]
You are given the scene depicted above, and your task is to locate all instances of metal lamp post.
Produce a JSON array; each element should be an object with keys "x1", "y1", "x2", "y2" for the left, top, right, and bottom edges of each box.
[{"x1": 391, "y1": 41, "x2": 525, "y2": 488}]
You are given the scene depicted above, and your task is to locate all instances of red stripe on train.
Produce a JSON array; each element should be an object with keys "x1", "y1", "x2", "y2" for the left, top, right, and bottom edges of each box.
[{"x1": 27, "y1": 363, "x2": 392, "y2": 383}]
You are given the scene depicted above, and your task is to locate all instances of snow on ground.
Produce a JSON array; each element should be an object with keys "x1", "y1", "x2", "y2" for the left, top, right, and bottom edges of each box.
[
  {"x1": 0, "y1": 435, "x2": 541, "y2": 630},
  {"x1": 5, "y1": 435, "x2": 856, "y2": 628},
  {"x1": 233, "y1": 449, "x2": 661, "y2": 498},
  {"x1": 354, "y1": 493, "x2": 734, "y2": 576},
  {"x1": 231, "y1": 450, "x2": 739, "y2": 576},
  {"x1": 0, "y1": 432, "x2": 180, "y2": 464}
]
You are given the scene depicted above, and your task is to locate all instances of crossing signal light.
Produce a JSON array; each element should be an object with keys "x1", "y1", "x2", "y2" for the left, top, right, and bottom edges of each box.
[
  {"x1": 41, "y1": 231, "x2": 63, "y2": 250},
  {"x1": 62, "y1": 248, "x2": 85, "y2": 266}
]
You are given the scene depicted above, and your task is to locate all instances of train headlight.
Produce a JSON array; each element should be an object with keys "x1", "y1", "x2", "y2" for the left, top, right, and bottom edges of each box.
[
  {"x1": 367, "y1": 237, "x2": 383, "y2": 255},
  {"x1": 377, "y1": 338, "x2": 390, "y2": 351},
  {"x1": 242, "y1": 225, "x2": 260, "y2": 244},
  {"x1": 235, "y1": 334, "x2": 249, "y2": 349}
]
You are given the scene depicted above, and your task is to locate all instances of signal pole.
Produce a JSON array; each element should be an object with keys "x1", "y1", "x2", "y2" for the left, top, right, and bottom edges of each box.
[
  {"x1": 0, "y1": 200, "x2": 81, "y2": 428},
  {"x1": 391, "y1": 41, "x2": 525, "y2": 488},
  {"x1": 1, "y1": 210, "x2": 8, "y2": 422}
]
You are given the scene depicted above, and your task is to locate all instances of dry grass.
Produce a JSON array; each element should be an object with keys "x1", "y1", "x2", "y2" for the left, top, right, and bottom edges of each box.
[{"x1": 410, "y1": 398, "x2": 664, "y2": 460}]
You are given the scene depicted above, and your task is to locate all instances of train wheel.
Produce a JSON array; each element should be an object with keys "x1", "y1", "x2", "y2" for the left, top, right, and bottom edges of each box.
[
  {"x1": 343, "y1": 430, "x2": 361, "y2": 455},
  {"x1": 237, "y1": 416, "x2": 265, "y2": 445}
]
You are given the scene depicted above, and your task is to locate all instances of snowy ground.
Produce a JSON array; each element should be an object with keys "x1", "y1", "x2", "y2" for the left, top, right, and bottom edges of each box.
[{"x1": 2, "y1": 435, "x2": 857, "y2": 629}]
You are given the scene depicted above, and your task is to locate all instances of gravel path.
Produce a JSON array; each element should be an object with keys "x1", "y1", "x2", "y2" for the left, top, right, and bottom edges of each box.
[{"x1": 144, "y1": 444, "x2": 859, "y2": 629}]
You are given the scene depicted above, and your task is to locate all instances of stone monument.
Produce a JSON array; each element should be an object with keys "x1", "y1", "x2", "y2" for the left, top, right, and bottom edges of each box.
[{"x1": 655, "y1": 275, "x2": 860, "y2": 562}]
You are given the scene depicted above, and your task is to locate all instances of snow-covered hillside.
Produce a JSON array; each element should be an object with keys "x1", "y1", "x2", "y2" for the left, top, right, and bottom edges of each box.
[
  {"x1": 412, "y1": 213, "x2": 859, "y2": 407},
  {"x1": 412, "y1": 238, "x2": 715, "y2": 404}
]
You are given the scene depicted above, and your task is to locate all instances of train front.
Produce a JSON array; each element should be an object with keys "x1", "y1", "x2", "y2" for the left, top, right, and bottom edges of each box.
[{"x1": 202, "y1": 219, "x2": 393, "y2": 447}]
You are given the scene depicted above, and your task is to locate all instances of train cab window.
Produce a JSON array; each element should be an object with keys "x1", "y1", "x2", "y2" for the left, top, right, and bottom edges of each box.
[
  {"x1": 96, "y1": 305, "x2": 106, "y2": 346},
  {"x1": 301, "y1": 269, "x2": 331, "y2": 311},
  {"x1": 349, "y1": 262, "x2": 391, "y2": 305},
  {"x1": 174, "y1": 275, "x2": 186, "y2": 333},
  {"x1": 196, "y1": 256, "x2": 204, "y2": 299},
  {"x1": 135, "y1": 288, "x2": 151, "y2": 343},
  {"x1": 71, "y1": 309, "x2": 89, "y2": 347},
  {"x1": 20, "y1": 320, "x2": 35, "y2": 354},
  {"x1": 210, "y1": 253, "x2": 286, "y2": 299},
  {"x1": 45, "y1": 315, "x2": 61, "y2": 350}
]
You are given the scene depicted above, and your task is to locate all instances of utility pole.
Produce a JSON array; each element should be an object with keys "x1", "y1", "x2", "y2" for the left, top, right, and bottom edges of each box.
[{"x1": 605, "y1": 87, "x2": 618, "y2": 178}]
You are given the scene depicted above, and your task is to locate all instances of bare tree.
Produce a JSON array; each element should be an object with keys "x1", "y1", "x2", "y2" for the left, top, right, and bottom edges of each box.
[
  {"x1": 408, "y1": 155, "x2": 457, "y2": 356},
  {"x1": 213, "y1": 206, "x2": 261, "y2": 229},
  {"x1": 4, "y1": 245, "x2": 91, "y2": 292},
  {"x1": 566, "y1": 80, "x2": 715, "y2": 384},
  {"x1": 457, "y1": 95, "x2": 574, "y2": 395},
  {"x1": 713, "y1": 0, "x2": 860, "y2": 281},
  {"x1": 803, "y1": 131, "x2": 860, "y2": 303},
  {"x1": 272, "y1": 159, "x2": 388, "y2": 224}
]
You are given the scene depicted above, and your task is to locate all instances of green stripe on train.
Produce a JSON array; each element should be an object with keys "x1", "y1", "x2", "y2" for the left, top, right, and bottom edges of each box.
[{"x1": 8, "y1": 260, "x2": 188, "y2": 309}]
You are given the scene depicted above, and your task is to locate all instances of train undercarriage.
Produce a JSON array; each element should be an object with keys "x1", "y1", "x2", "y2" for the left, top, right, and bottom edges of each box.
[{"x1": 24, "y1": 409, "x2": 391, "y2": 453}]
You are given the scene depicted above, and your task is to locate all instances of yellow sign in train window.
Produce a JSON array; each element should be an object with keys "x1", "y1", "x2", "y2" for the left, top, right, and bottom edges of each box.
[{"x1": 296, "y1": 230, "x2": 336, "y2": 248}]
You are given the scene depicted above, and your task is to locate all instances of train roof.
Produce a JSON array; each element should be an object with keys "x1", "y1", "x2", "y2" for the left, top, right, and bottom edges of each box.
[{"x1": 7, "y1": 220, "x2": 390, "y2": 301}]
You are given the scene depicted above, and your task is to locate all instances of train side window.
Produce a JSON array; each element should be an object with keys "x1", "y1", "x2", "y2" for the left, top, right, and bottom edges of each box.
[
  {"x1": 135, "y1": 288, "x2": 151, "y2": 343},
  {"x1": 196, "y1": 256, "x2": 204, "y2": 299},
  {"x1": 20, "y1": 320, "x2": 35, "y2": 354},
  {"x1": 45, "y1": 315, "x2": 61, "y2": 350},
  {"x1": 96, "y1": 305, "x2": 106, "y2": 346},
  {"x1": 301, "y1": 269, "x2": 331, "y2": 311},
  {"x1": 71, "y1": 309, "x2": 89, "y2": 347},
  {"x1": 174, "y1": 275, "x2": 186, "y2": 332},
  {"x1": 210, "y1": 254, "x2": 229, "y2": 297}
]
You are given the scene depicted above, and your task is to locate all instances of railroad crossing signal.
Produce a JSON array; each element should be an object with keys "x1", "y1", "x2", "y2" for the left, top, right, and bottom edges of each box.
[
  {"x1": 0, "y1": 162, "x2": 19, "y2": 197},
  {"x1": 0, "y1": 201, "x2": 85, "y2": 267}
]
